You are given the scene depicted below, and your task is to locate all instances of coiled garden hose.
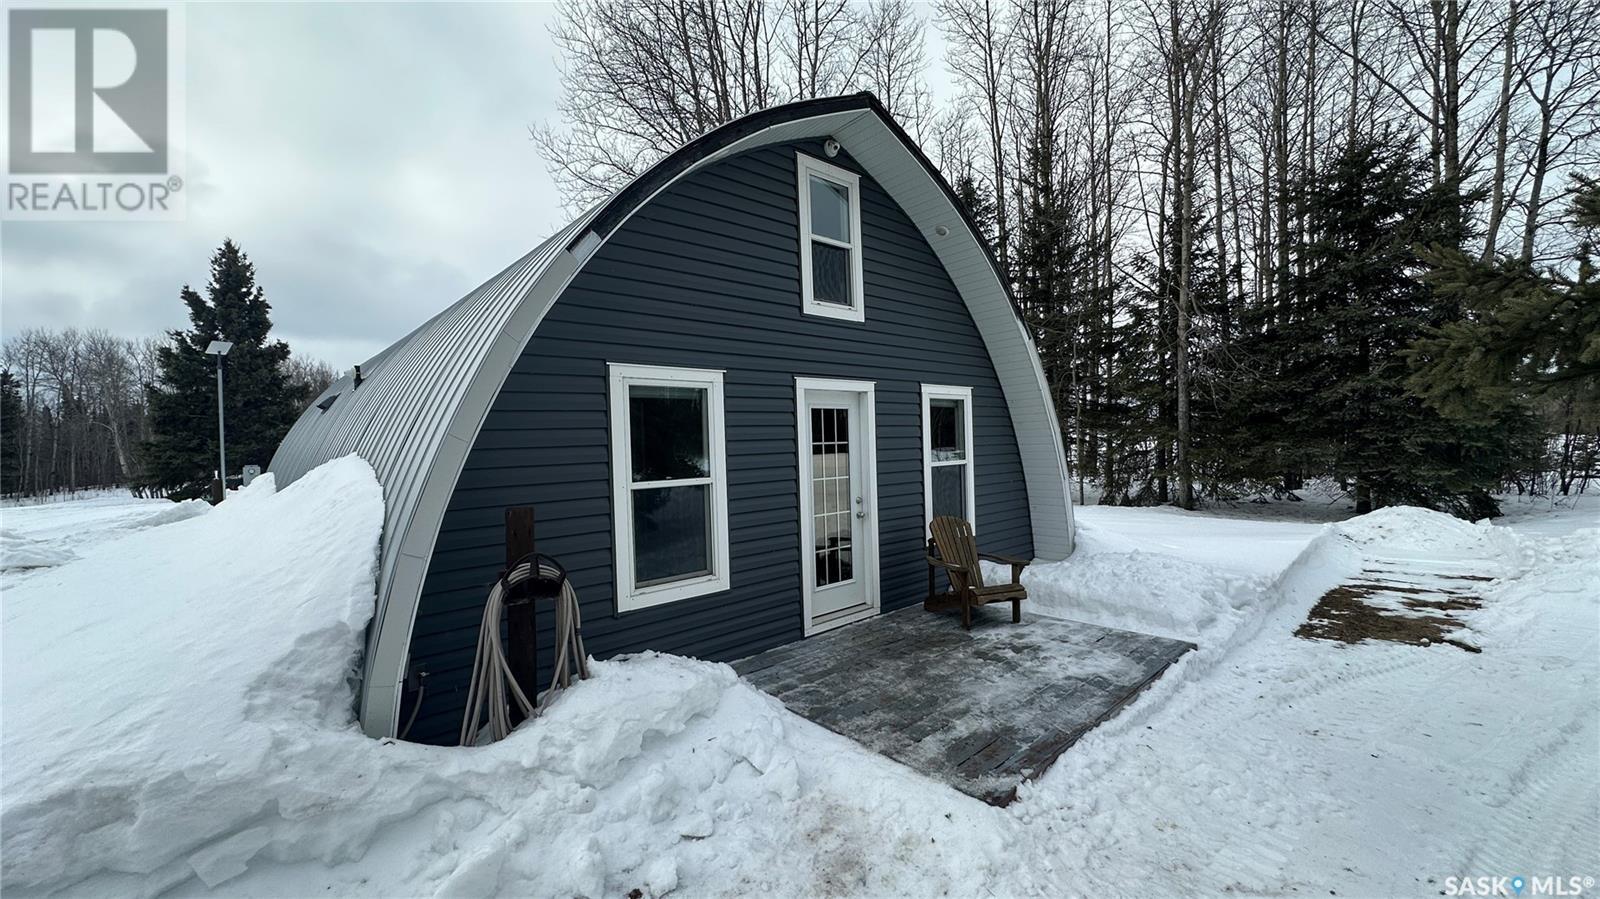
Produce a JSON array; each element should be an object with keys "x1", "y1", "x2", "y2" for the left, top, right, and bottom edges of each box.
[{"x1": 458, "y1": 556, "x2": 588, "y2": 746}]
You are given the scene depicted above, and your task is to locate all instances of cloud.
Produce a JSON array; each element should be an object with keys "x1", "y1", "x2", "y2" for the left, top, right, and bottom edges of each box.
[{"x1": 2, "y1": 3, "x2": 567, "y2": 368}]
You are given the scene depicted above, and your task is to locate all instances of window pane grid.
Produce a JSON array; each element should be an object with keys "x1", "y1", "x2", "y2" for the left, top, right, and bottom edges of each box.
[{"x1": 811, "y1": 406, "x2": 854, "y2": 588}]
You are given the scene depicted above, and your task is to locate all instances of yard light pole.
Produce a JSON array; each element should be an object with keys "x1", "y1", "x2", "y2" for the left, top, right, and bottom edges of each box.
[{"x1": 205, "y1": 340, "x2": 233, "y2": 498}]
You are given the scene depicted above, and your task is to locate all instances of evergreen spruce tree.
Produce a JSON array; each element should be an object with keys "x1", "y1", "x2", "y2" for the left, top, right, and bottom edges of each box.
[
  {"x1": 1011, "y1": 138, "x2": 1089, "y2": 464},
  {"x1": 951, "y1": 173, "x2": 999, "y2": 255},
  {"x1": 1, "y1": 370, "x2": 23, "y2": 495},
  {"x1": 1408, "y1": 175, "x2": 1600, "y2": 416},
  {"x1": 141, "y1": 240, "x2": 301, "y2": 499},
  {"x1": 1241, "y1": 137, "x2": 1539, "y2": 516}
]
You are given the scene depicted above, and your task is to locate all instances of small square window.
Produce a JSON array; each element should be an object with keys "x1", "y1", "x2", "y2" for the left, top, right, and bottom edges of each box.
[
  {"x1": 929, "y1": 398, "x2": 966, "y2": 462},
  {"x1": 797, "y1": 152, "x2": 865, "y2": 323}
]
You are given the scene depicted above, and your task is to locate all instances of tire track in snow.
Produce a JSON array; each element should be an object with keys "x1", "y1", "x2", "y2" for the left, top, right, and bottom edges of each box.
[
  {"x1": 1463, "y1": 711, "x2": 1600, "y2": 878},
  {"x1": 1456, "y1": 574, "x2": 1600, "y2": 880},
  {"x1": 1093, "y1": 531, "x2": 1592, "y2": 896}
]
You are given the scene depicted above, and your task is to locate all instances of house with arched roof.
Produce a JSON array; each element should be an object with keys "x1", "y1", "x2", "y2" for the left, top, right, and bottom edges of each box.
[{"x1": 270, "y1": 93, "x2": 1075, "y2": 742}]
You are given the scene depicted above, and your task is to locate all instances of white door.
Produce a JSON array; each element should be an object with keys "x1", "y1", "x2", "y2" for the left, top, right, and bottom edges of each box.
[{"x1": 798, "y1": 380, "x2": 878, "y2": 632}]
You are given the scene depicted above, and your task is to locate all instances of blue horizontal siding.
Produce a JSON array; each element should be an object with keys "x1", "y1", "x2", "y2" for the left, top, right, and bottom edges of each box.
[{"x1": 404, "y1": 139, "x2": 1033, "y2": 744}]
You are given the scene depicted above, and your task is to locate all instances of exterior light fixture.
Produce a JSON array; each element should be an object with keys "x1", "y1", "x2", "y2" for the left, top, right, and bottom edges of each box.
[{"x1": 204, "y1": 340, "x2": 233, "y2": 498}]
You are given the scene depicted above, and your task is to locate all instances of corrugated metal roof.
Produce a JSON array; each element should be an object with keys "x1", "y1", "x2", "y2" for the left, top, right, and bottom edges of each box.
[
  {"x1": 268, "y1": 93, "x2": 1075, "y2": 738},
  {"x1": 270, "y1": 213, "x2": 591, "y2": 582}
]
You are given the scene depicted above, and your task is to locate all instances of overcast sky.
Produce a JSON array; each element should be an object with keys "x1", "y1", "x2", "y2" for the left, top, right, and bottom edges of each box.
[
  {"x1": 3, "y1": 3, "x2": 571, "y2": 368},
  {"x1": 2, "y1": 3, "x2": 959, "y2": 370}
]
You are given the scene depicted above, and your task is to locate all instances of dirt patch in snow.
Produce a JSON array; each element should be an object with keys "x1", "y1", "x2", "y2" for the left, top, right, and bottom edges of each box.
[{"x1": 1296, "y1": 582, "x2": 1483, "y2": 653}]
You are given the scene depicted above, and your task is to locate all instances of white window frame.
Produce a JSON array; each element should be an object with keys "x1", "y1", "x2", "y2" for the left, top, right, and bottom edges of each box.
[
  {"x1": 921, "y1": 384, "x2": 976, "y2": 534},
  {"x1": 796, "y1": 152, "x2": 866, "y2": 323},
  {"x1": 608, "y1": 362, "x2": 731, "y2": 612}
]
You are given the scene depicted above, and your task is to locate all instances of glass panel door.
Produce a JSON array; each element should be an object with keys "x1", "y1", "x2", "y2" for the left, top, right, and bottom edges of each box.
[
  {"x1": 810, "y1": 405, "x2": 854, "y2": 587},
  {"x1": 803, "y1": 386, "x2": 871, "y2": 622}
]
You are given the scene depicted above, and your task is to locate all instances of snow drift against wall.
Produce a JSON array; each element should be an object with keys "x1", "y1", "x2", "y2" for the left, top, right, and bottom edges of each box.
[{"x1": 1, "y1": 458, "x2": 384, "y2": 894}]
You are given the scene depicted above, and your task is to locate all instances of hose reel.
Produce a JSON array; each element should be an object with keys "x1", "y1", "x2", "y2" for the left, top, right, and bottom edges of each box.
[{"x1": 459, "y1": 553, "x2": 589, "y2": 746}]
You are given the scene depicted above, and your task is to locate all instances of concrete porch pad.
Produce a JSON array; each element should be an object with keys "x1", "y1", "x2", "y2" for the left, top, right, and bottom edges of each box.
[{"x1": 733, "y1": 606, "x2": 1195, "y2": 805}]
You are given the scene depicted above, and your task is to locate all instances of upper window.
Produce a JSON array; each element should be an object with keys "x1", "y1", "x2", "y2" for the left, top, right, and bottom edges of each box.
[
  {"x1": 922, "y1": 384, "x2": 975, "y2": 531},
  {"x1": 797, "y1": 152, "x2": 865, "y2": 323},
  {"x1": 608, "y1": 363, "x2": 731, "y2": 611}
]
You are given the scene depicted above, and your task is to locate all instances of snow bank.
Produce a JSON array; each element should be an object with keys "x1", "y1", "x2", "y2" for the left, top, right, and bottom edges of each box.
[
  {"x1": 1022, "y1": 504, "x2": 1536, "y2": 648},
  {"x1": 1012, "y1": 504, "x2": 1329, "y2": 644},
  {"x1": 1014, "y1": 506, "x2": 1599, "y2": 895},
  {"x1": 1328, "y1": 505, "x2": 1522, "y2": 564},
  {"x1": 1468, "y1": 518, "x2": 1599, "y2": 642},
  {"x1": 134, "y1": 497, "x2": 213, "y2": 529},
  {"x1": 1009, "y1": 550, "x2": 1260, "y2": 643},
  {"x1": 0, "y1": 532, "x2": 81, "y2": 571},
  {"x1": 0, "y1": 457, "x2": 986, "y2": 898},
  {"x1": 1, "y1": 457, "x2": 382, "y2": 894}
]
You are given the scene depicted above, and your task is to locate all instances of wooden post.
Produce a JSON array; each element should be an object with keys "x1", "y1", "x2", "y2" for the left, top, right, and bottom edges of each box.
[{"x1": 505, "y1": 506, "x2": 538, "y2": 725}]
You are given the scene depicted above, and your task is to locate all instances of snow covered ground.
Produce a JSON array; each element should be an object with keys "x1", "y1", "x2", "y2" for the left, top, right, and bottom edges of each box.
[
  {"x1": 1, "y1": 465, "x2": 1595, "y2": 897},
  {"x1": 0, "y1": 490, "x2": 209, "y2": 574}
]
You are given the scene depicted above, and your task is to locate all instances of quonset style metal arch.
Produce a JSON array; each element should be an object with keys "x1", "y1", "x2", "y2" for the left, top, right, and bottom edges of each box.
[{"x1": 269, "y1": 93, "x2": 1077, "y2": 738}]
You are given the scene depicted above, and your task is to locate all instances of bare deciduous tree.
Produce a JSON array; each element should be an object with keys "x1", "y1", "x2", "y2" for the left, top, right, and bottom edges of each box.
[
  {"x1": 533, "y1": 0, "x2": 781, "y2": 207},
  {"x1": 857, "y1": 0, "x2": 934, "y2": 136},
  {"x1": 0, "y1": 329, "x2": 336, "y2": 497}
]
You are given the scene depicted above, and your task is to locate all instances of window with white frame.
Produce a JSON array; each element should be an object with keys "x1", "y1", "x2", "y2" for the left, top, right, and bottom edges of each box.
[
  {"x1": 609, "y1": 363, "x2": 731, "y2": 611},
  {"x1": 922, "y1": 384, "x2": 975, "y2": 530},
  {"x1": 797, "y1": 152, "x2": 865, "y2": 322}
]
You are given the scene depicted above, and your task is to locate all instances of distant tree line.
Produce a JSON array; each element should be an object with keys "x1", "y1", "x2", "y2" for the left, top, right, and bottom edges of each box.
[
  {"x1": 1, "y1": 241, "x2": 338, "y2": 499},
  {"x1": 536, "y1": 0, "x2": 1599, "y2": 514}
]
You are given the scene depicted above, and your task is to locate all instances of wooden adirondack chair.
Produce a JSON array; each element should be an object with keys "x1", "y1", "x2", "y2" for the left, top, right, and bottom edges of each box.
[{"x1": 925, "y1": 515, "x2": 1029, "y2": 629}]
